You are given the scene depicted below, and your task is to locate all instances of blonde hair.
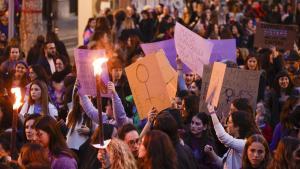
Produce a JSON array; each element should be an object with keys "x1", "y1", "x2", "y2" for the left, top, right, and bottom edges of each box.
[{"x1": 107, "y1": 139, "x2": 137, "y2": 169}]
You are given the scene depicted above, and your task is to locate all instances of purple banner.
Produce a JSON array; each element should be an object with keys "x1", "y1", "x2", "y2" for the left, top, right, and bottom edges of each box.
[
  {"x1": 74, "y1": 49, "x2": 111, "y2": 97},
  {"x1": 141, "y1": 39, "x2": 191, "y2": 73},
  {"x1": 208, "y1": 39, "x2": 236, "y2": 63}
]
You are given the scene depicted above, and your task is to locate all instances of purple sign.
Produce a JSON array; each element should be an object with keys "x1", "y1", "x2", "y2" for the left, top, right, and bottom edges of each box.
[
  {"x1": 208, "y1": 39, "x2": 236, "y2": 63},
  {"x1": 141, "y1": 39, "x2": 191, "y2": 73},
  {"x1": 74, "y1": 49, "x2": 111, "y2": 97}
]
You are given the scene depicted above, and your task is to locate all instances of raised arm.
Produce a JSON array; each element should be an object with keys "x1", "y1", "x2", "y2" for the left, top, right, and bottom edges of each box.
[
  {"x1": 208, "y1": 104, "x2": 245, "y2": 153},
  {"x1": 108, "y1": 81, "x2": 132, "y2": 127}
]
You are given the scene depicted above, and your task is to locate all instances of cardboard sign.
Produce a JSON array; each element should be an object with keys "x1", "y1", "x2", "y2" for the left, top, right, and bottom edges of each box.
[
  {"x1": 125, "y1": 50, "x2": 178, "y2": 119},
  {"x1": 74, "y1": 49, "x2": 111, "y2": 97},
  {"x1": 206, "y1": 62, "x2": 226, "y2": 107},
  {"x1": 141, "y1": 39, "x2": 191, "y2": 73},
  {"x1": 254, "y1": 22, "x2": 298, "y2": 50},
  {"x1": 174, "y1": 22, "x2": 213, "y2": 76},
  {"x1": 200, "y1": 66, "x2": 261, "y2": 117},
  {"x1": 209, "y1": 39, "x2": 236, "y2": 63}
]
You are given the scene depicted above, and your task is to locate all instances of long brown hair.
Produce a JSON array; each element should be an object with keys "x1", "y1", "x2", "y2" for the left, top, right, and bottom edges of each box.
[
  {"x1": 141, "y1": 130, "x2": 177, "y2": 169},
  {"x1": 67, "y1": 93, "x2": 92, "y2": 133},
  {"x1": 242, "y1": 134, "x2": 271, "y2": 169},
  {"x1": 28, "y1": 80, "x2": 50, "y2": 115},
  {"x1": 19, "y1": 143, "x2": 50, "y2": 167},
  {"x1": 33, "y1": 116, "x2": 77, "y2": 160},
  {"x1": 267, "y1": 137, "x2": 300, "y2": 169}
]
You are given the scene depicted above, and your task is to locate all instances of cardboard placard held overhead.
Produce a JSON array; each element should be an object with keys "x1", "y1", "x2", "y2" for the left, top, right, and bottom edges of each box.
[
  {"x1": 206, "y1": 62, "x2": 226, "y2": 107},
  {"x1": 141, "y1": 39, "x2": 191, "y2": 73},
  {"x1": 254, "y1": 22, "x2": 298, "y2": 50},
  {"x1": 174, "y1": 22, "x2": 213, "y2": 76},
  {"x1": 125, "y1": 50, "x2": 178, "y2": 119},
  {"x1": 200, "y1": 66, "x2": 261, "y2": 117},
  {"x1": 74, "y1": 49, "x2": 111, "y2": 97}
]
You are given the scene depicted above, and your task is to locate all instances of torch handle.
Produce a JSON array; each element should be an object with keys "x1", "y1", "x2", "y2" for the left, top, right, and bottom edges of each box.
[{"x1": 96, "y1": 75, "x2": 104, "y2": 145}]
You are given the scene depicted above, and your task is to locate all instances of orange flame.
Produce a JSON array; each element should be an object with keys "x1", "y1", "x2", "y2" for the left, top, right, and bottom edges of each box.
[
  {"x1": 92, "y1": 57, "x2": 108, "y2": 76},
  {"x1": 11, "y1": 87, "x2": 22, "y2": 110}
]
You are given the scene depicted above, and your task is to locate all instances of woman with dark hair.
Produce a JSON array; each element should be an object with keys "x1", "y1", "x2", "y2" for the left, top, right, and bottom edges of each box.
[
  {"x1": 6, "y1": 60, "x2": 29, "y2": 100},
  {"x1": 66, "y1": 92, "x2": 96, "y2": 154},
  {"x1": 139, "y1": 130, "x2": 177, "y2": 169},
  {"x1": 0, "y1": 45, "x2": 21, "y2": 75},
  {"x1": 269, "y1": 94, "x2": 300, "y2": 151},
  {"x1": 51, "y1": 56, "x2": 72, "y2": 112},
  {"x1": 32, "y1": 116, "x2": 77, "y2": 169},
  {"x1": 205, "y1": 104, "x2": 260, "y2": 169},
  {"x1": 182, "y1": 95, "x2": 200, "y2": 126},
  {"x1": 243, "y1": 54, "x2": 267, "y2": 102},
  {"x1": 0, "y1": 97, "x2": 13, "y2": 133},
  {"x1": 83, "y1": 17, "x2": 96, "y2": 45},
  {"x1": 188, "y1": 79, "x2": 201, "y2": 96},
  {"x1": 17, "y1": 143, "x2": 51, "y2": 169},
  {"x1": 242, "y1": 134, "x2": 271, "y2": 169},
  {"x1": 267, "y1": 137, "x2": 300, "y2": 169},
  {"x1": 25, "y1": 64, "x2": 50, "y2": 101},
  {"x1": 27, "y1": 35, "x2": 45, "y2": 66},
  {"x1": 229, "y1": 98, "x2": 254, "y2": 117},
  {"x1": 183, "y1": 112, "x2": 218, "y2": 169},
  {"x1": 267, "y1": 70, "x2": 294, "y2": 128},
  {"x1": 23, "y1": 114, "x2": 41, "y2": 142}
]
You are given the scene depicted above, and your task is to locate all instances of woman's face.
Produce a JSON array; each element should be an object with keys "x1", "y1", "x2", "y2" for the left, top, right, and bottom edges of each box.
[
  {"x1": 247, "y1": 142, "x2": 266, "y2": 168},
  {"x1": 190, "y1": 116, "x2": 206, "y2": 136},
  {"x1": 278, "y1": 76, "x2": 289, "y2": 89},
  {"x1": 34, "y1": 129, "x2": 50, "y2": 148},
  {"x1": 189, "y1": 82, "x2": 200, "y2": 96},
  {"x1": 15, "y1": 63, "x2": 27, "y2": 76},
  {"x1": 10, "y1": 48, "x2": 20, "y2": 60},
  {"x1": 30, "y1": 84, "x2": 42, "y2": 101},
  {"x1": 29, "y1": 68, "x2": 37, "y2": 81},
  {"x1": 89, "y1": 19, "x2": 96, "y2": 29},
  {"x1": 247, "y1": 57, "x2": 258, "y2": 70},
  {"x1": 184, "y1": 73, "x2": 194, "y2": 86},
  {"x1": 232, "y1": 26, "x2": 238, "y2": 34},
  {"x1": 138, "y1": 137, "x2": 147, "y2": 158},
  {"x1": 55, "y1": 58, "x2": 65, "y2": 72},
  {"x1": 229, "y1": 104, "x2": 238, "y2": 115},
  {"x1": 25, "y1": 119, "x2": 36, "y2": 141},
  {"x1": 111, "y1": 67, "x2": 123, "y2": 81},
  {"x1": 226, "y1": 115, "x2": 239, "y2": 137}
]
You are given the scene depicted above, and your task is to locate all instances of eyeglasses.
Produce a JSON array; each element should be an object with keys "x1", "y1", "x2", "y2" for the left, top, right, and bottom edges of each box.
[{"x1": 128, "y1": 138, "x2": 140, "y2": 146}]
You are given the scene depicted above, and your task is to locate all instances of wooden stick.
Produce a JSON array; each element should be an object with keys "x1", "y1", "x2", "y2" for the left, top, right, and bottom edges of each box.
[{"x1": 96, "y1": 74, "x2": 104, "y2": 145}]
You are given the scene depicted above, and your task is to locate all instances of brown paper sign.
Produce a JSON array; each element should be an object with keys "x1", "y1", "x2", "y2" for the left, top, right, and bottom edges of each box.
[
  {"x1": 125, "y1": 50, "x2": 178, "y2": 119},
  {"x1": 206, "y1": 62, "x2": 226, "y2": 107}
]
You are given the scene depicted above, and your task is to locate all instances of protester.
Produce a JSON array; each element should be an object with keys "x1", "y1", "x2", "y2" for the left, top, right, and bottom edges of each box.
[
  {"x1": 23, "y1": 114, "x2": 40, "y2": 142},
  {"x1": 33, "y1": 116, "x2": 77, "y2": 169},
  {"x1": 139, "y1": 130, "x2": 177, "y2": 169},
  {"x1": 241, "y1": 134, "x2": 271, "y2": 169},
  {"x1": 19, "y1": 80, "x2": 58, "y2": 121},
  {"x1": 267, "y1": 137, "x2": 300, "y2": 169},
  {"x1": 17, "y1": 143, "x2": 51, "y2": 169},
  {"x1": 117, "y1": 123, "x2": 140, "y2": 158},
  {"x1": 96, "y1": 138, "x2": 137, "y2": 169},
  {"x1": 205, "y1": 104, "x2": 260, "y2": 169},
  {"x1": 183, "y1": 112, "x2": 218, "y2": 168}
]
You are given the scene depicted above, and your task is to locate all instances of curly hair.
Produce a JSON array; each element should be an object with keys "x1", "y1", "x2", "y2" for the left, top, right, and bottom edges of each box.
[{"x1": 107, "y1": 138, "x2": 137, "y2": 169}]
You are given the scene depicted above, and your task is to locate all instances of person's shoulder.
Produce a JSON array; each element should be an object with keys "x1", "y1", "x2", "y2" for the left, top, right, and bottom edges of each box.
[{"x1": 52, "y1": 153, "x2": 77, "y2": 169}]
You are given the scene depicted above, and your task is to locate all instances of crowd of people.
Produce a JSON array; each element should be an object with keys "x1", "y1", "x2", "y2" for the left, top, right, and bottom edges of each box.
[{"x1": 0, "y1": 0, "x2": 300, "y2": 169}]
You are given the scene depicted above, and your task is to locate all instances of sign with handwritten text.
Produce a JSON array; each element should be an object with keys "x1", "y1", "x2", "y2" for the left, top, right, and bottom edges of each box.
[
  {"x1": 200, "y1": 66, "x2": 261, "y2": 117},
  {"x1": 174, "y1": 22, "x2": 213, "y2": 75},
  {"x1": 74, "y1": 49, "x2": 111, "y2": 97}
]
